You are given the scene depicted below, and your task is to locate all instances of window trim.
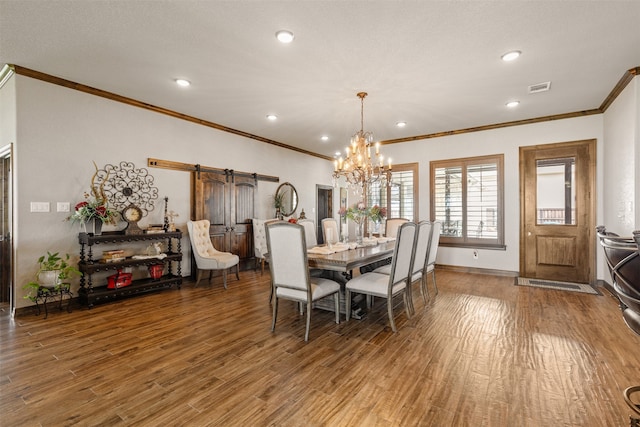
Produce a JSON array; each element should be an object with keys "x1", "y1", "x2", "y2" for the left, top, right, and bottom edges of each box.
[{"x1": 430, "y1": 154, "x2": 505, "y2": 249}]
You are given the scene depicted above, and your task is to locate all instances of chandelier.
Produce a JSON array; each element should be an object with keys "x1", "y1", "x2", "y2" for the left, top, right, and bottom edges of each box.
[{"x1": 332, "y1": 92, "x2": 391, "y2": 193}]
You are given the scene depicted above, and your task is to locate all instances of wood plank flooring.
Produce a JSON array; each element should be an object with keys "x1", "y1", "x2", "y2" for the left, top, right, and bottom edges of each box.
[{"x1": 1, "y1": 269, "x2": 639, "y2": 426}]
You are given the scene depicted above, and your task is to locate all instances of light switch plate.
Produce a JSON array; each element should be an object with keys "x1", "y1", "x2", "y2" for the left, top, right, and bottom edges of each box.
[
  {"x1": 30, "y1": 202, "x2": 50, "y2": 213},
  {"x1": 57, "y1": 202, "x2": 70, "y2": 212}
]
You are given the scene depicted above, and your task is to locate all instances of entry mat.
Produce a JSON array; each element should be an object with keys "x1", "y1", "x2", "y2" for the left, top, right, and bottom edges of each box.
[{"x1": 516, "y1": 277, "x2": 601, "y2": 295}]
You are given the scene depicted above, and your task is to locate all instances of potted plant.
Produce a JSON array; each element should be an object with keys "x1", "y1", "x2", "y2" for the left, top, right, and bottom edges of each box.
[
  {"x1": 23, "y1": 252, "x2": 81, "y2": 301},
  {"x1": 273, "y1": 192, "x2": 285, "y2": 219}
]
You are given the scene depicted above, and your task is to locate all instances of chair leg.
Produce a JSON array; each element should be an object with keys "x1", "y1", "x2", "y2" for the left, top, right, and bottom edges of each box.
[
  {"x1": 304, "y1": 302, "x2": 312, "y2": 341},
  {"x1": 271, "y1": 296, "x2": 279, "y2": 332},
  {"x1": 403, "y1": 291, "x2": 412, "y2": 319},
  {"x1": 235, "y1": 264, "x2": 240, "y2": 280},
  {"x1": 432, "y1": 270, "x2": 438, "y2": 295},
  {"x1": 208, "y1": 270, "x2": 213, "y2": 284},
  {"x1": 420, "y1": 275, "x2": 430, "y2": 304},
  {"x1": 223, "y1": 269, "x2": 228, "y2": 289},
  {"x1": 195, "y1": 269, "x2": 204, "y2": 287},
  {"x1": 387, "y1": 298, "x2": 397, "y2": 332},
  {"x1": 261, "y1": 259, "x2": 265, "y2": 276},
  {"x1": 334, "y1": 293, "x2": 340, "y2": 324},
  {"x1": 345, "y1": 289, "x2": 352, "y2": 321}
]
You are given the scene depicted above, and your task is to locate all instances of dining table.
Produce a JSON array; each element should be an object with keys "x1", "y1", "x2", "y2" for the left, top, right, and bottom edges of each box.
[
  {"x1": 307, "y1": 240, "x2": 396, "y2": 279},
  {"x1": 306, "y1": 239, "x2": 396, "y2": 317}
]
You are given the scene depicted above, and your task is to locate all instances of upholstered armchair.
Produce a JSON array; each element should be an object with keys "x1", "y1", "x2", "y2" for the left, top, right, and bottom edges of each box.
[{"x1": 187, "y1": 220, "x2": 239, "y2": 289}]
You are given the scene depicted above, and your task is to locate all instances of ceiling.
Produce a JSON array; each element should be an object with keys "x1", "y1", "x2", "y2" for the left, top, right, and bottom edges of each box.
[{"x1": 1, "y1": 1, "x2": 639, "y2": 160}]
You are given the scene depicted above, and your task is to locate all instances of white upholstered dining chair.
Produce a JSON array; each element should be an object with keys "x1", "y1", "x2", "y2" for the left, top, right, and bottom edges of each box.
[
  {"x1": 266, "y1": 221, "x2": 341, "y2": 341},
  {"x1": 187, "y1": 219, "x2": 239, "y2": 289},
  {"x1": 252, "y1": 218, "x2": 278, "y2": 275},
  {"x1": 297, "y1": 219, "x2": 318, "y2": 248},
  {"x1": 321, "y1": 218, "x2": 339, "y2": 245},
  {"x1": 374, "y1": 220, "x2": 433, "y2": 308},
  {"x1": 422, "y1": 221, "x2": 442, "y2": 298},
  {"x1": 384, "y1": 217, "x2": 409, "y2": 238},
  {"x1": 345, "y1": 221, "x2": 417, "y2": 332}
]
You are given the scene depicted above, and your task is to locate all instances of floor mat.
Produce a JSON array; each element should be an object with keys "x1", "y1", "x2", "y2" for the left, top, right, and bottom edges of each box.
[{"x1": 516, "y1": 277, "x2": 601, "y2": 295}]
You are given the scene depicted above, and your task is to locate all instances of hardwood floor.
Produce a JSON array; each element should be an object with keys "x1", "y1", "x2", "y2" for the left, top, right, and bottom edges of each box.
[{"x1": 1, "y1": 269, "x2": 639, "y2": 426}]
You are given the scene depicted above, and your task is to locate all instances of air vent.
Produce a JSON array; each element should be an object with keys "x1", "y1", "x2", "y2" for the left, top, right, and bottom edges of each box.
[{"x1": 528, "y1": 81, "x2": 551, "y2": 94}]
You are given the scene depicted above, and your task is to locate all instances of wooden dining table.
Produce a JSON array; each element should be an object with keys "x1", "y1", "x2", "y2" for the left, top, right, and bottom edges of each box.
[
  {"x1": 307, "y1": 240, "x2": 396, "y2": 279},
  {"x1": 307, "y1": 240, "x2": 396, "y2": 317}
]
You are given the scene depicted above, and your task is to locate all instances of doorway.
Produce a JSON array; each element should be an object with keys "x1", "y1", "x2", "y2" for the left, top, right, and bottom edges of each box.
[
  {"x1": 519, "y1": 139, "x2": 596, "y2": 284},
  {"x1": 316, "y1": 185, "x2": 333, "y2": 244},
  {"x1": 0, "y1": 144, "x2": 13, "y2": 308},
  {"x1": 192, "y1": 170, "x2": 256, "y2": 271}
]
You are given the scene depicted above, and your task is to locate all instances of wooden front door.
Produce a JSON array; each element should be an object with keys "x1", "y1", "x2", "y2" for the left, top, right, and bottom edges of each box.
[
  {"x1": 193, "y1": 171, "x2": 256, "y2": 270},
  {"x1": 519, "y1": 139, "x2": 596, "y2": 284}
]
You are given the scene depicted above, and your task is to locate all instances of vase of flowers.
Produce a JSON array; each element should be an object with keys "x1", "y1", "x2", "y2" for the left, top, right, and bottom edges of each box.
[
  {"x1": 68, "y1": 163, "x2": 117, "y2": 234},
  {"x1": 340, "y1": 202, "x2": 388, "y2": 244},
  {"x1": 367, "y1": 204, "x2": 387, "y2": 237},
  {"x1": 340, "y1": 201, "x2": 369, "y2": 245}
]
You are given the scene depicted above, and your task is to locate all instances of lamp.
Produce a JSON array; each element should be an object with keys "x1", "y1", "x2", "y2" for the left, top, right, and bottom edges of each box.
[{"x1": 332, "y1": 92, "x2": 391, "y2": 194}]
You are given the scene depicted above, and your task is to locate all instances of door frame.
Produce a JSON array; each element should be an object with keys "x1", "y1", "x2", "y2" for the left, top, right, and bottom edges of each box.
[
  {"x1": 0, "y1": 144, "x2": 13, "y2": 312},
  {"x1": 519, "y1": 139, "x2": 596, "y2": 284},
  {"x1": 316, "y1": 185, "x2": 333, "y2": 244}
]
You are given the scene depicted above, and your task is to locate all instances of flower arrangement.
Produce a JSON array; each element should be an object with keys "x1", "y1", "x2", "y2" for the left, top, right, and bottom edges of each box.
[
  {"x1": 68, "y1": 162, "x2": 118, "y2": 225},
  {"x1": 339, "y1": 201, "x2": 386, "y2": 224},
  {"x1": 368, "y1": 205, "x2": 387, "y2": 223}
]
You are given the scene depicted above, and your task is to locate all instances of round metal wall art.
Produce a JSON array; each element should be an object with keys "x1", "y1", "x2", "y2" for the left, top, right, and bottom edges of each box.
[{"x1": 94, "y1": 161, "x2": 159, "y2": 217}]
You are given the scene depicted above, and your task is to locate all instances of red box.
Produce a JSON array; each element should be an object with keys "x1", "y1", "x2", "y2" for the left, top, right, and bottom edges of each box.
[{"x1": 107, "y1": 271, "x2": 132, "y2": 289}]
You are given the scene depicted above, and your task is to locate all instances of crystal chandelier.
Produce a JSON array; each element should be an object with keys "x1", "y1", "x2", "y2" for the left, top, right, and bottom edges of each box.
[{"x1": 332, "y1": 92, "x2": 391, "y2": 193}]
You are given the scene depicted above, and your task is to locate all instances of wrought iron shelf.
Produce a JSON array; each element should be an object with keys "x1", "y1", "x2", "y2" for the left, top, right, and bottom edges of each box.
[{"x1": 78, "y1": 230, "x2": 183, "y2": 308}]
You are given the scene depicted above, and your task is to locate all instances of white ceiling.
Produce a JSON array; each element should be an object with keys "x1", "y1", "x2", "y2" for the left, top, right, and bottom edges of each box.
[{"x1": 1, "y1": 1, "x2": 639, "y2": 159}]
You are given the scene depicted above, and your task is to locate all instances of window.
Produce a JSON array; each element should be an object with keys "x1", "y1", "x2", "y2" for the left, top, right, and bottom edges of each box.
[
  {"x1": 431, "y1": 154, "x2": 504, "y2": 248},
  {"x1": 367, "y1": 163, "x2": 418, "y2": 234}
]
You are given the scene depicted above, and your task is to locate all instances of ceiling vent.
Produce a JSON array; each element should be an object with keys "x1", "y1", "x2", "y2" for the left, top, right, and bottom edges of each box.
[{"x1": 528, "y1": 81, "x2": 551, "y2": 94}]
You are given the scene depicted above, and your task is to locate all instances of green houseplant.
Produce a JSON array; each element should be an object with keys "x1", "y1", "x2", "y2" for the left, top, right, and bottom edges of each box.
[{"x1": 23, "y1": 252, "x2": 81, "y2": 301}]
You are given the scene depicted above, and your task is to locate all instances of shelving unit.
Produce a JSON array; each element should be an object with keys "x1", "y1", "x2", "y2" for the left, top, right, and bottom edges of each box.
[{"x1": 78, "y1": 230, "x2": 182, "y2": 308}]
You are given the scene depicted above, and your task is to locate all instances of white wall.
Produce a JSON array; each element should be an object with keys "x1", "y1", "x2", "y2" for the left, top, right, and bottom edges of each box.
[
  {"x1": 603, "y1": 76, "x2": 639, "y2": 235},
  {"x1": 6, "y1": 73, "x2": 639, "y2": 309},
  {"x1": 383, "y1": 115, "x2": 605, "y2": 275},
  {"x1": 12, "y1": 75, "x2": 334, "y2": 308}
]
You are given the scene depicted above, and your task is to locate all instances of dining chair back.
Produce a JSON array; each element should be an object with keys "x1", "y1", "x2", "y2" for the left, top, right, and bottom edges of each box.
[
  {"x1": 345, "y1": 221, "x2": 417, "y2": 332},
  {"x1": 321, "y1": 217, "x2": 339, "y2": 245},
  {"x1": 252, "y1": 218, "x2": 279, "y2": 275},
  {"x1": 422, "y1": 221, "x2": 442, "y2": 297},
  {"x1": 297, "y1": 219, "x2": 317, "y2": 248},
  {"x1": 266, "y1": 221, "x2": 341, "y2": 341},
  {"x1": 410, "y1": 221, "x2": 434, "y2": 306},
  {"x1": 385, "y1": 217, "x2": 409, "y2": 238},
  {"x1": 187, "y1": 219, "x2": 240, "y2": 289}
]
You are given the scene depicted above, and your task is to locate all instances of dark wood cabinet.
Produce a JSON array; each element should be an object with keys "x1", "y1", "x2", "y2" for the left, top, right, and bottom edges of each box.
[{"x1": 78, "y1": 231, "x2": 182, "y2": 308}]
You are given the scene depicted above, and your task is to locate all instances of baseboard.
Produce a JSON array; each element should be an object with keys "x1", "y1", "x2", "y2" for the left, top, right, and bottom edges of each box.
[{"x1": 435, "y1": 264, "x2": 518, "y2": 277}]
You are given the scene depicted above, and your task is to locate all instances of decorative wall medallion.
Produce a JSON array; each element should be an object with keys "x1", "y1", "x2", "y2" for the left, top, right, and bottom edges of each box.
[{"x1": 93, "y1": 162, "x2": 159, "y2": 234}]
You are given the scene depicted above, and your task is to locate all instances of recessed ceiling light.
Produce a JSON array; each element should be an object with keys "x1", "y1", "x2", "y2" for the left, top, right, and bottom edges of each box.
[
  {"x1": 321, "y1": 136, "x2": 329, "y2": 141},
  {"x1": 275, "y1": 30, "x2": 294, "y2": 43},
  {"x1": 266, "y1": 114, "x2": 278, "y2": 121},
  {"x1": 506, "y1": 100, "x2": 520, "y2": 108},
  {"x1": 501, "y1": 50, "x2": 521, "y2": 62},
  {"x1": 396, "y1": 121, "x2": 407, "y2": 128},
  {"x1": 175, "y1": 79, "x2": 191, "y2": 87}
]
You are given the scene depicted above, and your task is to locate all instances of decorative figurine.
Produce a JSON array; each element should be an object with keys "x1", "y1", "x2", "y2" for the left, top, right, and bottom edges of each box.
[
  {"x1": 299, "y1": 208, "x2": 306, "y2": 219},
  {"x1": 166, "y1": 210, "x2": 179, "y2": 232}
]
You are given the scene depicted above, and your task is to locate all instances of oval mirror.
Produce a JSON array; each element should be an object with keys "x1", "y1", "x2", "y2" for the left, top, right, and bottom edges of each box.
[{"x1": 276, "y1": 182, "x2": 298, "y2": 217}]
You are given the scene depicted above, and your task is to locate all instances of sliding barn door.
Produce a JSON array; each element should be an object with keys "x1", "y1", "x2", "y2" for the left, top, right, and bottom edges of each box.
[{"x1": 193, "y1": 171, "x2": 256, "y2": 270}]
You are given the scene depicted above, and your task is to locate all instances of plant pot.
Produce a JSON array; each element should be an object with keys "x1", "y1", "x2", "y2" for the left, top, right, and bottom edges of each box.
[{"x1": 38, "y1": 270, "x2": 60, "y2": 289}]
